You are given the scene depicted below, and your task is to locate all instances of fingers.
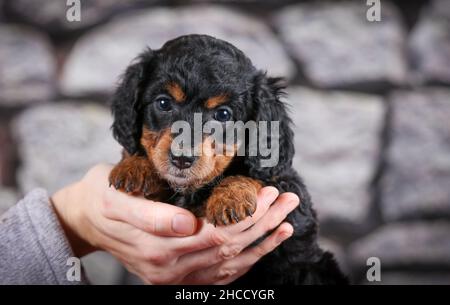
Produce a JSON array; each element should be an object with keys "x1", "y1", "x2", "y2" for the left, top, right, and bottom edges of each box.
[
  {"x1": 223, "y1": 186, "x2": 279, "y2": 234},
  {"x1": 168, "y1": 186, "x2": 279, "y2": 255},
  {"x1": 215, "y1": 222, "x2": 293, "y2": 285},
  {"x1": 214, "y1": 224, "x2": 293, "y2": 285},
  {"x1": 176, "y1": 193, "x2": 298, "y2": 274},
  {"x1": 219, "y1": 192, "x2": 299, "y2": 256},
  {"x1": 168, "y1": 220, "x2": 231, "y2": 255},
  {"x1": 102, "y1": 187, "x2": 197, "y2": 237},
  {"x1": 226, "y1": 222, "x2": 293, "y2": 270},
  {"x1": 181, "y1": 222, "x2": 294, "y2": 284}
]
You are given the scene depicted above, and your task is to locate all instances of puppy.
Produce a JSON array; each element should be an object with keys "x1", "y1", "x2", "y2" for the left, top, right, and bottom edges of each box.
[{"x1": 109, "y1": 34, "x2": 348, "y2": 284}]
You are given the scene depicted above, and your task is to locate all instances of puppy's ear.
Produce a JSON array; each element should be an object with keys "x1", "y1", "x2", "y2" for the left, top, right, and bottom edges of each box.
[
  {"x1": 111, "y1": 50, "x2": 154, "y2": 155},
  {"x1": 245, "y1": 72, "x2": 294, "y2": 180}
]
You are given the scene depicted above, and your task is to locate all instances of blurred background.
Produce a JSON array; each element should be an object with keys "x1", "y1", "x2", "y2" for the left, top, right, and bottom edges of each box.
[{"x1": 0, "y1": 0, "x2": 449, "y2": 285}]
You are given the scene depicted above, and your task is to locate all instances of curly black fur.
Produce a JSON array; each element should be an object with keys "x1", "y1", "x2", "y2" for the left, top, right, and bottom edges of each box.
[{"x1": 111, "y1": 34, "x2": 348, "y2": 285}]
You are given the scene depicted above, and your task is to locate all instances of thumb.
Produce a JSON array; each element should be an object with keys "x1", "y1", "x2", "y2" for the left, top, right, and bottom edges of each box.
[{"x1": 103, "y1": 188, "x2": 197, "y2": 237}]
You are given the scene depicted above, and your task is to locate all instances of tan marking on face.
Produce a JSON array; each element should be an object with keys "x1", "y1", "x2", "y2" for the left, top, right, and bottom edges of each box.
[
  {"x1": 192, "y1": 137, "x2": 236, "y2": 186},
  {"x1": 141, "y1": 127, "x2": 159, "y2": 150},
  {"x1": 205, "y1": 94, "x2": 228, "y2": 109},
  {"x1": 141, "y1": 127, "x2": 171, "y2": 174},
  {"x1": 142, "y1": 126, "x2": 236, "y2": 191},
  {"x1": 166, "y1": 82, "x2": 186, "y2": 103}
]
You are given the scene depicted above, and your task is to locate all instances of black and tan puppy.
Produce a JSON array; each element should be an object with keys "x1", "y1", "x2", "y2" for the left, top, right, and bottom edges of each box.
[{"x1": 109, "y1": 34, "x2": 348, "y2": 285}]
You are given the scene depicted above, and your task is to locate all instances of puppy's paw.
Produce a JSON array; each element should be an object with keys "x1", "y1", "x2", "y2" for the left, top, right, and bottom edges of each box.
[
  {"x1": 109, "y1": 155, "x2": 158, "y2": 197},
  {"x1": 206, "y1": 176, "x2": 261, "y2": 226}
]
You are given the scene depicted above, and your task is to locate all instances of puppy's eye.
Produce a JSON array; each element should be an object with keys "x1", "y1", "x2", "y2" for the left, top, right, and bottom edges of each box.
[
  {"x1": 214, "y1": 107, "x2": 233, "y2": 122},
  {"x1": 156, "y1": 97, "x2": 172, "y2": 111}
]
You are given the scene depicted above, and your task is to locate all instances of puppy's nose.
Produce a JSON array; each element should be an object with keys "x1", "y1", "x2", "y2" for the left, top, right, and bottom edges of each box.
[{"x1": 169, "y1": 152, "x2": 196, "y2": 169}]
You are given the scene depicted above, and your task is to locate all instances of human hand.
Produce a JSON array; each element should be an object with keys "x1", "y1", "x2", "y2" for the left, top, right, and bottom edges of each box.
[{"x1": 51, "y1": 164, "x2": 299, "y2": 284}]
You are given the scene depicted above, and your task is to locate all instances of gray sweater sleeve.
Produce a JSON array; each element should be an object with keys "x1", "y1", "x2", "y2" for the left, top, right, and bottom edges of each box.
[{"x1": 0, "y1": 188, "x2": 88, "y2": 285}]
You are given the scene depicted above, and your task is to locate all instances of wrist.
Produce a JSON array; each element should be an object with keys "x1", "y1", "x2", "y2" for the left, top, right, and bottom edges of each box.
[{"x1": 51, "y1": 182, "x2": 97, "y2": 257}]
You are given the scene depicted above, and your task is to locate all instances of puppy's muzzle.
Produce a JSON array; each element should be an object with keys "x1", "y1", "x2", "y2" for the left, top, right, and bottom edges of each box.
[{"x1": 169, "y1": 151, "x2": 197, "y2": 169}]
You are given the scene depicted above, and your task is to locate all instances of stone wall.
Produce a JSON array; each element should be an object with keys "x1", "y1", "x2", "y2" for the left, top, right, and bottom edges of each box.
[{"x1": 0, "y1": 0, "x2": 449, "y2": 285}]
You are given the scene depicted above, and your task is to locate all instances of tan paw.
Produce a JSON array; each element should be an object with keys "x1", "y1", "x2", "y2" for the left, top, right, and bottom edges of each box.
[
  {"x1": 109, "y1": 155, "x2": 161, "y2": 197},
  {"x1": 205, "y1": 176, "x2": 261, "y2": 226}
]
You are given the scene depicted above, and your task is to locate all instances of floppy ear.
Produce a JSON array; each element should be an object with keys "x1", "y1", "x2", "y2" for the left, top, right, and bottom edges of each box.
[
  {"x1": 111, "y1": 50, "x2": 154, "y2": 155},
  {"x1": 245, "y1": 73, "x2": 294, "y2": 180}
]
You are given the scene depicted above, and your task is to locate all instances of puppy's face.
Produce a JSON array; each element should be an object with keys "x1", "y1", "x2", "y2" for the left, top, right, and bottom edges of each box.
[
  {"x1": 112, "y1": 35, "x2": 292, "y2": 192},
  {"x1": 137, "y1": 36, "x2": 256, "y2": 189}
]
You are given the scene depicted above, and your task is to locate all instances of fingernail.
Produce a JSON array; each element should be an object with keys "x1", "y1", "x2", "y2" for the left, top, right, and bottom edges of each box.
[
  {"x1": 172, "y1": 214, "x2": 195, "y2": 235},
  {"x1": 289, "y1": 199, "x2": 299, "y2": 207},
  {"x1": 260, "y1": 187, "x2": 278, "y2": 198},
  {"x1": 276, "y1": 232, "x2": 292, "y2": 244},
  {"x1": 289, "y1": 194, "x2": 300, "y2": 205}
]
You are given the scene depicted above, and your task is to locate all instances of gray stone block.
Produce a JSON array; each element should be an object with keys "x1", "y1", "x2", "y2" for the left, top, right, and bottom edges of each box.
[
  {"x1": 349, "y1": 222, "x2": 450, "y2": 269},
  {"x1": 381, "y1": 89, "x2": 450, "y2": 220},
  {"x1": 410, "y1": 0, "x2": 450, "y2": 85},
  {"x1": 0, "y1": 25, "x2": 56, "y2": 106},
  {"x1": 13, "y1": 103, "x2": 122, "y2": 194},
  {"x1": 287, "y1": 87, "x2": 385, "y2": 225},
  {"x1": 60, "y1": 5, "x2": 295, "y2": 96},
  {"x1": 274, "y1": 1, "x2": 407, "y2": 89}
]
